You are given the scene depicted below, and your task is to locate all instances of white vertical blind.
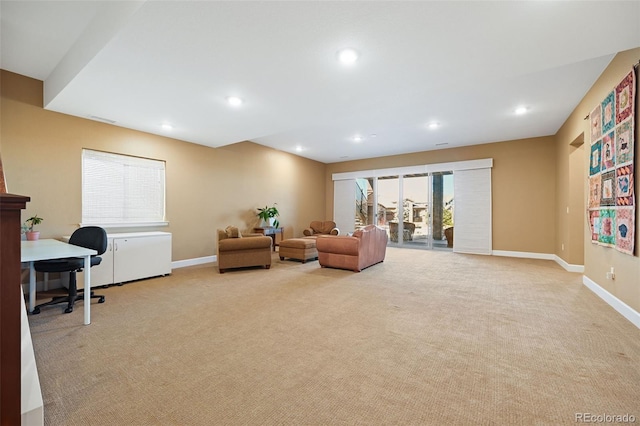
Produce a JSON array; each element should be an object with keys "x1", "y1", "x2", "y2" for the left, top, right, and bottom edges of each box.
[
  {"x1": 82, "y1": 149, "x2": 166, "y2": 226},
  {"x1": 453, "y1": 168, "x2": 492, "y2": 254},
  {"x1": 333, "y1": 179, "x2": 356, "y2": 234}
]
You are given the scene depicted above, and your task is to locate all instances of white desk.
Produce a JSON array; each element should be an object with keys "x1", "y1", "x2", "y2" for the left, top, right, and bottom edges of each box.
[{"x1": 21, "y1": 239, "x2": 97, "y2": 325}]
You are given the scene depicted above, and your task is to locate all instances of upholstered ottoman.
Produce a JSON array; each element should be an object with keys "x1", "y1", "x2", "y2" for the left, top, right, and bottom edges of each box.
[{"x1": 279, "y1": 237, "x2": 318, "y2": 263}]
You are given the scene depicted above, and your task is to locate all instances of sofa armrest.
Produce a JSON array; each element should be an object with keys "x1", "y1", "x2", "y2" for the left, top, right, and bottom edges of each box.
[
  {"x1": 303, "y1": 228, "x2": 314, "y2": 236},
  {"x1": 330, "y1": 227, "x2": 340, "y2": 235}
]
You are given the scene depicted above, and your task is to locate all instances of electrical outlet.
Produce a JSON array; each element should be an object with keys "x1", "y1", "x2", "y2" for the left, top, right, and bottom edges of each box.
[{"x1": 606, "y1": 267, "x2": 615, "y2": 280}]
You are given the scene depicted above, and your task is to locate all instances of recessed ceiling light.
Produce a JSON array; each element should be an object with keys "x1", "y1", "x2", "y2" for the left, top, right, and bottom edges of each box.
[
  {"x1": 370, "y1": 134, "x2": 377, "y2": 138},
  {"x1": 295, "y1": 146, "x2": 303, "y2": 152},
  {"x1": 337, "y1": 48, "x2": 359, "y2": 65},
  {"x1": 161, "y1": 123, "x2": 173, "y2": 131},
  {"x1": 227, "y1": 96, "x2": 243, "y2": 107},
  {"x1": 428, "y1": 122, "x2": 440, "y2": 130},
  {"x1": 515, "y1": 106, "x2": 528, "y2": 115},
  {"x1": 353, "y1": 135, "x2": 363, "y2": 142}
]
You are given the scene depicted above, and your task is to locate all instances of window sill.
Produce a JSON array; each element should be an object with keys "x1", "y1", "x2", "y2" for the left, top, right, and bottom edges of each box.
[{"x1": 79, "y1": 222, "x2": 169, "y2": 229}]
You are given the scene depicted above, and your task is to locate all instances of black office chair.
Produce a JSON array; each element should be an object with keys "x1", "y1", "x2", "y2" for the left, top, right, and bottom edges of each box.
[{"x1": 32, "y1": 226, "x2": 108, "y2": 314}]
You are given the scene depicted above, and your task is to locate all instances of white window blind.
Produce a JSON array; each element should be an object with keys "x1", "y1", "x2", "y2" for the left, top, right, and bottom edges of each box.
[
  {"x1": 82, "y1": 149, "x2": 166, "y2": 226},
  {"x1": 453, "y1": 168, "x2": 492, "y2": 254},
  {"x1": 333, "y1": 179, "x2": 356, "y2": 234}
]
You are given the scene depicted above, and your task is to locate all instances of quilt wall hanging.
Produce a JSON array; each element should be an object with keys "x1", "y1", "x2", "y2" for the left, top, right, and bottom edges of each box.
[{"x1": 588, "y1": 68, "x2": 636, "y2": 255}]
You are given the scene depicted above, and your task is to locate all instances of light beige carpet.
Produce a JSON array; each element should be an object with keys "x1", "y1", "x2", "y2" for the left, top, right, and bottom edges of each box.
[{"x1": 27, "y1": 248, "x2": 640, "y2": 425}]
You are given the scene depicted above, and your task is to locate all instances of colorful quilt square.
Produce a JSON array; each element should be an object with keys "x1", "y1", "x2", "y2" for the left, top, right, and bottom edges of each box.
[
  {"x1": 588, "y1": 209, "x2": 600, "y2": 243},
  {"x1": 601, "y1": 131, "x2": 615, "y2": 171},
  {"x1": 588, "y1": 176, "x2": 601, "y2": 209},
  {"x1": 589, "y1": 140, "x2": 602, "y2": 176},
  {"x1": 615, "y1": 207, "x2": 635, "y2": 255},
  {"x1": 616, "y1": 165, "x2": 634, "y2": 206},
  {"x1": 615, "y1": 118, "x2": 634, "y2": 165},
  {"x1": 615, "y1": 70, "x2": 635, "y2": 124},
  {"x1": 590, "y1": 104, "x2": 602, "y2": 144},
  {"x1": 598, "y1": 208, "x2": 615, "y2": 247},
  {"x1": 600, "y1": 170, "x2": 615, "y2": 206},
  {"x1": 601, "y1": 91, "x2": 615, "y2": 133}
]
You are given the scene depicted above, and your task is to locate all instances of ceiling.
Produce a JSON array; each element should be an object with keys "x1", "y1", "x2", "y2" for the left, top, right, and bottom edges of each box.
[{"x1": 1, "y1": 1, "x2": 639, "y2": 164}]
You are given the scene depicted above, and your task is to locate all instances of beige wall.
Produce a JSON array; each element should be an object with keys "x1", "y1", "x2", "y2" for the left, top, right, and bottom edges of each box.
[
  {"x1": 555, "y1": 48, "x2": 640, "y2": 313},
  {"x1": 0, "y1": 71, "x2": 326, "y2": 262},
  {"x1": 4, "y1": 49, "x2": 639, "y2": 314},
  {"x1": 325, "y1": 136, "x2": 558, "y2": 254}
]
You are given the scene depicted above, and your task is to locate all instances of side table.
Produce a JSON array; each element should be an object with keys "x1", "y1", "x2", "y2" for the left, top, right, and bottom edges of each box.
[{"x1": 254, "y1": 227, "x2": 283, "y2": 251}]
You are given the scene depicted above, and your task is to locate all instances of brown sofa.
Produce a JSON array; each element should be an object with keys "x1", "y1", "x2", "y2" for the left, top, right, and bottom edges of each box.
[
  {"x1": 217, "y1": 227, "x2": 272, "y2": 273},
  {"x1": 303, "y1": 220, "x2": 340, "y2": 237},
  {"x1": 316, "y1": 225, "x2": 388, "y2": 272}
]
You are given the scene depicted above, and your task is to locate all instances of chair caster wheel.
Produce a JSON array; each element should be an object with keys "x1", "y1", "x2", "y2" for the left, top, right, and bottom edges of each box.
[
  {"x1": 98, "y1": 297, "x2": 105, "y2": 303},
  {"x1": 64, "y1": 307, "x2": 73, "y2": 314},
  {"x1": 31, "y1": 308, "x2": 41, "y2": 315}
]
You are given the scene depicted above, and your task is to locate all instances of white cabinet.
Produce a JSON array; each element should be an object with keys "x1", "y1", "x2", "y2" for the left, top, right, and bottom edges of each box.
[
  {"x1": 64, "y1": 232, "x2": 171, "y2": 288},
  {"x1": 112, "y1": 233, "x2": 171, "y2": 283}
]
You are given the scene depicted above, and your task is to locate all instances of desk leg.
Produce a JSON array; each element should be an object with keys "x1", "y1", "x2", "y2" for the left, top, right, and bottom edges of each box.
[
  {"x1": 29, "y1": 261, "x2": 35, "y2": 312},
  {"x1": 83, "y1": 255, "x2": 91, "y2": 325}
]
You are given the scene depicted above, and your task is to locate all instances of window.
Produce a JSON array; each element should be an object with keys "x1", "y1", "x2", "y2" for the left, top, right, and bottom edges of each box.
[{"x1": 82, "y1": 149, "x2": 167, "y2": 227}]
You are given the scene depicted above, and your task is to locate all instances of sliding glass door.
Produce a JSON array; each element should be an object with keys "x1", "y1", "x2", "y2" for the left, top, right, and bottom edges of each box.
[
  {"x1": 335, "y1": 158, "x2": 492, "y2": 254},
  {"x1": 402, "y1": 173, "x2": 430, "y2": 248},
  {"x1": 376, "y1": 176, "x2": 399, "y2": 241},
  {"x1": 355, "y1": 178, "x2": 375, "y2": 228},
  {"x1": 352, "y1": 172, "x2": 453, "y2": 250},
  {"x1": 432, "y1": 171, "x2": 454, "y2": 249}
]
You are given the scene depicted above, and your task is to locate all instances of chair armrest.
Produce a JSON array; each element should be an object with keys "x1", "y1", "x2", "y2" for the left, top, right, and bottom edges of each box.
[
  {"x1": 330, "y1": 227, "x2": 340, "y2": 235},
  {"x1": 303, "y1": 228, "x2": 314, "y2": 236},
  {"x1": 219, "y1": 236, "x2": 272, "y2": 251}
]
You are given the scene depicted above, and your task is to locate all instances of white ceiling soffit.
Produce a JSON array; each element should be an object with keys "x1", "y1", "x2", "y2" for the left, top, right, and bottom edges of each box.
[{"x1": 2, "y1": 1, "x2": 639, "y2": 163}]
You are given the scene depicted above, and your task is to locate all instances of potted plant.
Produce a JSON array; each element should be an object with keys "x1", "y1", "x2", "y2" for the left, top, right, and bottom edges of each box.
[
  {"x1": 257, "y1": 204, "x2": 279, "y2": 228},
  {"x1": 25, "y1": 214, "x2": 44, "y2": 241}
]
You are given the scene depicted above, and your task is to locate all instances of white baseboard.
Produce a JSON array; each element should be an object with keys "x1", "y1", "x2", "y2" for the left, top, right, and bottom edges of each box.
[
  {"x1": 583, "y1": 275, "x2": 640, "y2": 329},
  {"x1": 171, "y1": 255, "x2": 216, "y2": 269},
  {"x1": 491, "y1": 250, "x2": 584, "y2": 273},
  {"x1": 492, "y1": 250, "x2": 555, "y2": 260},
  {"x1": 553, "y1": 255, "x2": 585, "y2": 273}
]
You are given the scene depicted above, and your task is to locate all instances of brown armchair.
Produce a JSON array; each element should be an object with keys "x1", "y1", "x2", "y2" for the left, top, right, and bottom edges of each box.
[
  {"x1": 303, "y1": 220, "x2": 340, "y2": 237},
  {"x1": 217, "y1": 226, "x2": 272, "y2": 273},
  {"x1": 316, "y1": 225, "x2": 388, "y2": 272}
]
